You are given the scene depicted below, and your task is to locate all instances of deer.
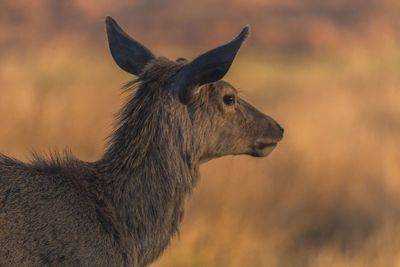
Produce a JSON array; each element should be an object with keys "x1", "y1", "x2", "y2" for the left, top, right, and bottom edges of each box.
[{"x1": 0, "y1": 16, "x2": 284, "y2": 266}]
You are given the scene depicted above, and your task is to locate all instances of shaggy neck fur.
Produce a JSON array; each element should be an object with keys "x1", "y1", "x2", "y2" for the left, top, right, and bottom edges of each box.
[{"x1": 96, "y1": 58, "x2": 200, "y2": 265}]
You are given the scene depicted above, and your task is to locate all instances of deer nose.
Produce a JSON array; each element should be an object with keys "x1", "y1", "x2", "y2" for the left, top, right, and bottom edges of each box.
[{"x1": 273, "y1": 122, "x2": 284, "y2": 140}]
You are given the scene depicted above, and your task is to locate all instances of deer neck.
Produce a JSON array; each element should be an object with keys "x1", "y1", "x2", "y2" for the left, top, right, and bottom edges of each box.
[{"x1": 96, "y1": 86, "x2": 200, "y2": 262}]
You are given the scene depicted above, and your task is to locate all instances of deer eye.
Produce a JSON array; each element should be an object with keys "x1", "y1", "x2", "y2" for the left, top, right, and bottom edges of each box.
[{"x1": 223, "y1": 94, "x2": 236, "y2": 106}]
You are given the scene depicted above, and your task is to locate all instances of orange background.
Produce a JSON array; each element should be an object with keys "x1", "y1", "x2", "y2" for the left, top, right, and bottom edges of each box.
[{"x1": 0, "y1": 1, "x2": 400, "y2": 266}]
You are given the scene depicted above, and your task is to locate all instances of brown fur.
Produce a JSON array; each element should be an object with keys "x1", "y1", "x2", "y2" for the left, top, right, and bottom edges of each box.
[{"x1": 0, "y1": 36, "x2": 283, "y2": 267}]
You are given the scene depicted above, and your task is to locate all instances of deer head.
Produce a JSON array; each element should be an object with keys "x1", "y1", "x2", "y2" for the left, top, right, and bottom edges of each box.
[{"x1": 105, "y1": 16, "x2": 284, "y2": 163}]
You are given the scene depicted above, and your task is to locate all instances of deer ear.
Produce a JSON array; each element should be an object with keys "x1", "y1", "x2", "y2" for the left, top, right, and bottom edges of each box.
[
  {"x1": 106, "y1": 16, "x2": 155, "y2": 75},
  {"x1": 176, "y1": 26, "x2": 249, "y2": 103}
]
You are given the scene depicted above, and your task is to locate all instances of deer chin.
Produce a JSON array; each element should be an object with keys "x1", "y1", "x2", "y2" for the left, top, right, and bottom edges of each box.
[{"x1": 249, "y1": 142, "x2": 278, "y2": 157}]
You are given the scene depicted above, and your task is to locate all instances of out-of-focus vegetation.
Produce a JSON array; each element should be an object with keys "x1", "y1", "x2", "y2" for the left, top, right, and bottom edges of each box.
[{"x1": 1, "y1": 1, "x2": 400, "y2": 266}]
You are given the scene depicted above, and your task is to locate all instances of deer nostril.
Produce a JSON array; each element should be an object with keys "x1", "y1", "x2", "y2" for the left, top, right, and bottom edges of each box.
[
  {"x1": 277, "y1": 123, "x2": 284, "y2": 135},
  {"x1": 280, "y1": 125, "x2": 284, "y2": 134}
]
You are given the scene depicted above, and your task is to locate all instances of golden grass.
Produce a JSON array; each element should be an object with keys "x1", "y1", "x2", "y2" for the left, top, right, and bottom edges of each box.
[{"x1": 0, "y1": 44, "x2": 399, "y2": 266}]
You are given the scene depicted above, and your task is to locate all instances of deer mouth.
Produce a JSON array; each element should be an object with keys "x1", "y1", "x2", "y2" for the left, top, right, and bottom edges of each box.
[{"x1": 250, "y1": 141, "x2": 278, "y2": 157}]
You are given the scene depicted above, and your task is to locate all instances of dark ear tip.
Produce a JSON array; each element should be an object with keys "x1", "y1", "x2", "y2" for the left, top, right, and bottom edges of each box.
[
  {"x1": 105, "y1": 16, "x2": 115, "y2": 25},
  {"x1": 105, "y1": 16, "x2": 124, "y2": 37},
  {"x1": 105, "y1": 16, "x2": 117, "y2": 33},
  {"x1": 239, "y1": 25, "x2": 250, "y2": 42}
]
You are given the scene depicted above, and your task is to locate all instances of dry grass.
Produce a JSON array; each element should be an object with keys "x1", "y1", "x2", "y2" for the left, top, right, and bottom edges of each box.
[{"x1": 1, "y1": 1, "x2": 400, "y2": 264}]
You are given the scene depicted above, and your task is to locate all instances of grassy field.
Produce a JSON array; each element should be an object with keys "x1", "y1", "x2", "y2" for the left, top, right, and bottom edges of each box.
[
  {"x1": 1, "y1": 1, "x2": 400, "y2": 266},
  {"x1": 0, "y1": 41, "x2": 399, "y2": 266}
]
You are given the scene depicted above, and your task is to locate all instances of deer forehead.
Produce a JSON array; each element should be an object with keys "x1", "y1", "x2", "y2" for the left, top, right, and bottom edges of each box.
[{"x1": 140, "y1": 57, "x2": 183, "y2": 82}]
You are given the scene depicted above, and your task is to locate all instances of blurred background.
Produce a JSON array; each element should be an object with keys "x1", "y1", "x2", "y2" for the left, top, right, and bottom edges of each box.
[{"x1": 1, "y1": 0, "x2": 400, "y2": 266}]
